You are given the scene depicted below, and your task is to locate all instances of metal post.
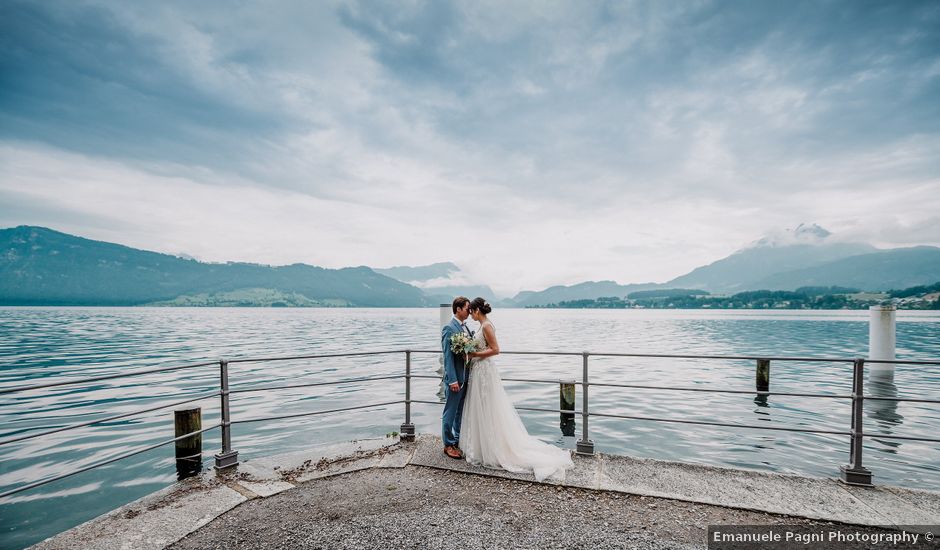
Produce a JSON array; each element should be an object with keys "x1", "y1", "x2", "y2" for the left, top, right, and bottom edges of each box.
[
  {"x1": 214, "y1": 358, "x2": 239, "y2": 470},
  {"x1": 840, "y1": 358, "x2": 872, "y2": 486},
  {"x1": 400, "y1": 350, "x2": 415, "y2": 441},
  {"x1": 576, "y1": 352, "x2": 595, "y2": 456}
]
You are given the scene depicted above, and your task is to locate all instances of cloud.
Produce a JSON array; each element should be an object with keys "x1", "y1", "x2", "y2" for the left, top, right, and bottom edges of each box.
[{"x1": 1, "y1": 0, "x2": 939, "y2": 294}]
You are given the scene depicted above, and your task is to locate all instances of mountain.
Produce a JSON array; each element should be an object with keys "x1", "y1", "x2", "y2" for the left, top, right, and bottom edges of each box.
[
  {"x1": 374, "y1": 262, "x2": 459, "y2": 283},
  {"x1": 506, "y1": 224, "x2": 934, "y2": 303},
  {"x1": 665, "y1": 224, "x2": 877, "y2": 293},
  {"x1": 508, "y1": 280, "x2": 661, "y2": 307},
  {"x1": 0, "y1": 226, "x2": 429, "y2": 306},
  {"x1": 751, "y1": 246, "x2": 940, "y2": 291},
  {"x1": 375, "y1": 262, "x2": 498, "y2": 302}
]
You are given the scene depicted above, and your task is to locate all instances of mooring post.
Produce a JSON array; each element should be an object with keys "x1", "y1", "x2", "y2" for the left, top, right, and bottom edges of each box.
[
  {"x1": 840, "y1": 358, "x2": 873, "y2": 486},
  {"x1": 559, "y1": 379, "x2": 576, "y2": 437},
  {"x1": 400, "y1": 350, "x2": 415, "y2": 441},
  {"x1": 174, "y1": 407, "x2": 202, "y2": 480},
  {"x1": 214, "y1": 358, "x2": 239, "y2": 470},
  {"x1": 576, "y1": 352, "x2": 595, "y2": 456},
  {"x1": 754, "y1": 358, "x2": 770, "y2": 406},
  {"x1": 756, "y1": 359, "x2": 770, "y2": 392},
  {"x1": 869, "y1": 304, "x2": 896, "y2": 379}
]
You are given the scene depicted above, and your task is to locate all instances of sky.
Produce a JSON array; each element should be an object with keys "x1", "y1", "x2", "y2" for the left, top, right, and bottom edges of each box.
[{"x1": 2, "y1": 1, "x2": 939, "y2": 296}]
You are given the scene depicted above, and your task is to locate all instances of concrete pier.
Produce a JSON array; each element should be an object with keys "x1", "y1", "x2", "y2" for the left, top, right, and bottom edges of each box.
[{"x1": 31, "y1": 435, "x2": 940, "y2": 549}]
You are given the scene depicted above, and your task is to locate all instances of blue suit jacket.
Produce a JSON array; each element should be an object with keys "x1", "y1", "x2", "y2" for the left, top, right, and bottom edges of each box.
[{"x1": 441, "y1": 318, "x2": 468, "y2": 386}]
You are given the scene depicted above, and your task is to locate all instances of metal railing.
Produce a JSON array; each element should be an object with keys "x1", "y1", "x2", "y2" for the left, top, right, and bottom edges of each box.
[{"x1": 2, "y1": 349, "x2": 939, "y2": 500}]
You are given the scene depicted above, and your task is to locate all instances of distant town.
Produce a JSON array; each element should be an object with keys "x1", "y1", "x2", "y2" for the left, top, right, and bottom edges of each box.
[{"x1": 535, "y1": 283, "x2": 940, "y2": 310}]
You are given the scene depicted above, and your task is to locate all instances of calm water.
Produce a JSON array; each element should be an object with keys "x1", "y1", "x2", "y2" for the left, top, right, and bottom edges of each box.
[{"x1": 1, "y1": 307, "x2": 939, "y2": 548}]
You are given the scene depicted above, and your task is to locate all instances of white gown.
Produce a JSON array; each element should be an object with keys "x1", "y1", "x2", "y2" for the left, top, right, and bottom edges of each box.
[{"x1": 460, "y1": 321, "x2": 574, "y2": 482}]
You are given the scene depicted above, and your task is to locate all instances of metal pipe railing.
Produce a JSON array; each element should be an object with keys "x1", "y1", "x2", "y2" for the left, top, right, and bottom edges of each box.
[
  {"x1": 231, "y1": 400, "x2": 404, "y2": 425},
  {"x1": 0, "y1": 360, "x2": 219, "y2": 395},
  {"x1": 0, "y1": 389, "x2": 220, "y2": 446},
  {"x1": 409, "y1": 348, "x2": 940, "y2": 365},
  {"x1": 0, "y1": 424, "x2": 221, "y2": 499},
  {"x1": 2, "y1": 346, "x2": 937, "y2": 502},
  {"x1": 229, "y1": 374, "x2": 403, "y2": 395}
]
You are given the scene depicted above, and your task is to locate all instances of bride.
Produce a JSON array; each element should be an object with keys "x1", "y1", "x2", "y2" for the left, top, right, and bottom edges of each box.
[{"x1": 460, "y1": 297, "x2": 574, "y2": 481}]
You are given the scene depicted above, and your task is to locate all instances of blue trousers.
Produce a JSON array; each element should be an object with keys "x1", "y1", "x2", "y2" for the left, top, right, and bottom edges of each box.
[{"x1": 441, "y1": 381, "x2": 466, "y2": 447}]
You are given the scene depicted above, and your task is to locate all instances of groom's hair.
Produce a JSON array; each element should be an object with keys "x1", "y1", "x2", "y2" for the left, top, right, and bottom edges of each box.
[{"x1": 452, "y1": 296, "x2": 469, "y2": 313}]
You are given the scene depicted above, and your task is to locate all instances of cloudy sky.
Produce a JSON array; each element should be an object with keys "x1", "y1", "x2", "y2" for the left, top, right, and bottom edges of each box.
[{"x1": 2, "y1": 1, "x2": 939, "y2": 296}]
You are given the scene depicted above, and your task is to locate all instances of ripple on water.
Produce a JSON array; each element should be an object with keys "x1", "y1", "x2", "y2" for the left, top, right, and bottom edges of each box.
[{"x1": 0, "y1": 307, "x2": 938, "y2": 549}]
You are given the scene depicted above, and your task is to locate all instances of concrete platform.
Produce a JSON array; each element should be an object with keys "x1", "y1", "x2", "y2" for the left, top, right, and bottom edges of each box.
[{"x1": 32, "y1": 434, "x2": 940, "y2": 549}]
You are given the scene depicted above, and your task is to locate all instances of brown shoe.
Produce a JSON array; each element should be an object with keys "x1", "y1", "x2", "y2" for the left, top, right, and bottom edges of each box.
[{"x1": 444, "y1": 446, "x2": 461, "y2": 459}]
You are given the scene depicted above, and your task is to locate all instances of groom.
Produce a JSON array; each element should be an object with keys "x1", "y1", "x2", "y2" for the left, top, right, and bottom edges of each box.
[{"x1": 441, "y1": 296, "x2": 472, "y2": 459}]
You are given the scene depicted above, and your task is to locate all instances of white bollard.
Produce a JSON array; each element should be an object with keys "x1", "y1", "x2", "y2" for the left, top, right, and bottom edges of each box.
[
  {"x1": 439, "y1": 303, "x2": 451, "y2": 331},
  {"x1": 437, "y1": 304, "x2": 450, "y2": 380},
  {"x1": 868, "y1": 304, "x2": 896, "y2": 377}
]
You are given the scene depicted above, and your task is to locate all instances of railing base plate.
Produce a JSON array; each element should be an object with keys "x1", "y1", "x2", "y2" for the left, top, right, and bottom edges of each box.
[
  {"x1": 214, "y1": 450, "x2": 239, "y2": 470},
  {"x1": 399, "y1": 423, "x2": 415, "y2": 441},
  {"x1": 839, "y1": 464, "x2": 873, "y2": 486},
  {"x1": 576, "y1": 439, "x2": 595, "y2": 456}
]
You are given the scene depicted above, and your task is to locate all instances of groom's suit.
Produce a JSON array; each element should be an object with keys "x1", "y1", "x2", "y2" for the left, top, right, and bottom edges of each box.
[{"x1": 441, "y1": 317, "x2": 471, "y2": 448}]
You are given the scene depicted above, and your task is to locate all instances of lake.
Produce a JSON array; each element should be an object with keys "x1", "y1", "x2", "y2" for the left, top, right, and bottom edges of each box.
[{"x1": 1, "y1": 307, "x2": 939, "y2": 548}]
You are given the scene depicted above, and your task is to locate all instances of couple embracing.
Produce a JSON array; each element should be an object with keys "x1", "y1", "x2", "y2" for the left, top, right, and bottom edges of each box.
[{"x1": 441, "y1": 296, "x2": 573, "y2": 482}]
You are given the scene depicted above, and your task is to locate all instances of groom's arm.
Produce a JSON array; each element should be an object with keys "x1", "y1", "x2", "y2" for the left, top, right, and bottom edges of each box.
[{"x1": 441, "y1": 324, "x2": 458, "y2": 386}]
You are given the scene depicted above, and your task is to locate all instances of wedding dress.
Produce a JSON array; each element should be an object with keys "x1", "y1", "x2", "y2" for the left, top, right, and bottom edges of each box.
[{"x1": 460, "y1": 321, "x2": 574, "y2": 481}]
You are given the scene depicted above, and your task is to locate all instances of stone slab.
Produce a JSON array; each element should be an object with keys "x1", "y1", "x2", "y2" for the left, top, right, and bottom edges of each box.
[
  {"x1": 32, "y1": 481, "x2": 246, "y2": 550},
  {"x1": 376, "y1": 442, "x2": 417, "y2": 468},
  {"x1": 235, "y1": 480, "x2": 295, "y2": 498}
]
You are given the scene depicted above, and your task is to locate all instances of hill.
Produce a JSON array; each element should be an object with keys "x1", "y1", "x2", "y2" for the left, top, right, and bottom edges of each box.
[
  {"x1": 0, "y1": 226, "x2": 428, "y2": 306},
  {"x1": 751, "y1": 247, "x2": 940, "y2": 291}
]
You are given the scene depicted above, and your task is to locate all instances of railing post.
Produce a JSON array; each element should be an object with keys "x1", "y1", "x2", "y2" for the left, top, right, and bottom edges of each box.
[
  {"x1": 840, "y1": 358, "x2": 872, "y2": 486},
  {"x1": 214, "y1": 358, "x2": 239, "y2": 470},
  {"x1": 400, "y1": 350, "x2": 415, "y2": 441},
  {"x1": 576, "y1": 352, "x2": 595, "y2": 456}
]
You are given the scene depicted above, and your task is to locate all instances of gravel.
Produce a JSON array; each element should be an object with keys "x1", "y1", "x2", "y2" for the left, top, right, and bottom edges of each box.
[{"x1": 168, "y1": 465, "x2": 900, "y2": 550}]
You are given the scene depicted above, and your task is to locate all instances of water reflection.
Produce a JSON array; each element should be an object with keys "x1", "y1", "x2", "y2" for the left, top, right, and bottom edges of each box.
[{"x1": 866, "y1": 372, "x2": 904, "y2": 453}]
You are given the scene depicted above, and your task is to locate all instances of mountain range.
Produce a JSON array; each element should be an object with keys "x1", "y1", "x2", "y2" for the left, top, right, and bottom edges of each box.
[
  {"x1": 0, "y1": 226, "x2": 428, "y2": 307},
  {"x1": 1, "y1": 224, "x2": 938, "y2": 307}
]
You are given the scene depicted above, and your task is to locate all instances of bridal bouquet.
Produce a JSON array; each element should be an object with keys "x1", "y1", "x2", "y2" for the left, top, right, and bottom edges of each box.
[{"x1": 450, "y1": 332, "x2": 477, "y2": 356}]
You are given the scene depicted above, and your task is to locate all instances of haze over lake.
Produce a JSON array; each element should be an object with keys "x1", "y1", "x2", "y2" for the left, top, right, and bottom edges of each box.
[{"x1": 1, "y1": 306, "x2": 938, "y2": 548}]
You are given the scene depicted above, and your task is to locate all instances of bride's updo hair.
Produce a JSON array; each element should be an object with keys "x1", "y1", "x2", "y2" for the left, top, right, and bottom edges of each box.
[{"x1": 469, "y1": 297, "x2": 492, "y2": 315}]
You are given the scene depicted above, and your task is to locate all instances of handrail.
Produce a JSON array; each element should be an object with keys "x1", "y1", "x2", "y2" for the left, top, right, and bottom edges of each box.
[
  {"x1": 227, "y1": 350, "x2": 403, "y2": 364},
  {"x1": 0, "y1": 424, "x2": 221, "y2": 499},
  {"x1": 0, "y1": 360, "x2": 219, "y2": 395},
  {"x1": 408, "y1": 349, "x2": 940, "y2": 365},
  {"x1": 231, "y1": 400, "x2": 404, "y2": 424},
  {"x1": 0, "y1": 389, "x2": 221, "y2": 446},
  {"x1": 229, "y1": 374, "x2": 403, "y2": 395},
  {"x1": 2, "y1": 345, "x2": 938, "y2": 505}
]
